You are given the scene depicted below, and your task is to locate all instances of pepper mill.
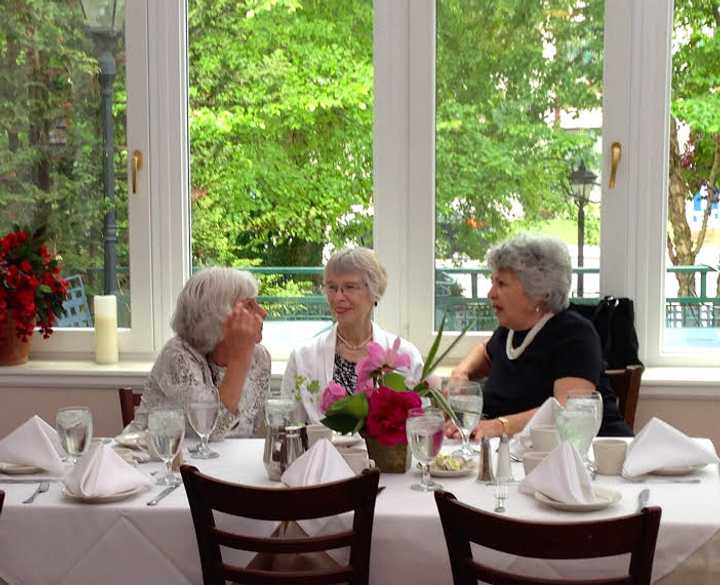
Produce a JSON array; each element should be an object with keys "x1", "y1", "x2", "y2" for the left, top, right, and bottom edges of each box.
[{"x1": 477, "y1": 436, "x2": 495, "y2": 483}]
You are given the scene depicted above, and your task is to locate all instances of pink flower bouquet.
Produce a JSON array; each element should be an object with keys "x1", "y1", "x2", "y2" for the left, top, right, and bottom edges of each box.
[{"x1": 320, "y1": 316, "x2": 466, "y2": 447}]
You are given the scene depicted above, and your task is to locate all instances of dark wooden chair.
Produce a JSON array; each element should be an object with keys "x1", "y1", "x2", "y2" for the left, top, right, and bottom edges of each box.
[
  {"x1": 180, "y1": 464, "x2": 380, "y2": 585},
  {"x1": 435, "y1": 490, "x2": 661, "y2": 585},
  {"x1": 607, "y1": 365, "x2": 644, "y2": 431},
  {"x1": 118, "y1": 387, "x2": 142, "y2": 427},
  {"x1": 0, "y1": 490, "x2": 4, "y2": 516}
]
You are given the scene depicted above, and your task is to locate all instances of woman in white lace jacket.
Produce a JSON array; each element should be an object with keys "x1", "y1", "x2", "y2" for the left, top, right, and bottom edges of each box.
[{"x1": 131, "y1": 267, "x2": 271, "y2": 439}]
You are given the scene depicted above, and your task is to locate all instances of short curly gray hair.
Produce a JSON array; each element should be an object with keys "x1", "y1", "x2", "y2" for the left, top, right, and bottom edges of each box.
[
  {"x1": 324, "y1": 247, "x2": 388, "y2": 303},
  {"x1": 171, "y1": 267, "x2": 258, "y2": 354},
  {"x1": 485, "y1": 234, "x2": 572, "y2": 313}
]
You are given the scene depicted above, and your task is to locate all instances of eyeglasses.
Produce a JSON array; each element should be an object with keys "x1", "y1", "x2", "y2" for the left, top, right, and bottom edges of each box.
[{"x1": 324, "y1": 282, "x2": 367, "y2": 296}]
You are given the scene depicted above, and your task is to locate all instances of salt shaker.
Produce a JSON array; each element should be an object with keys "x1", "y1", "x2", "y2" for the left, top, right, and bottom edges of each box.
[
  {"x1": 477, "y1": 436, "x2": 495, "y2": 483},
  {"x1": 495, "y1": 433, "x2": 513, "y2": 483}
]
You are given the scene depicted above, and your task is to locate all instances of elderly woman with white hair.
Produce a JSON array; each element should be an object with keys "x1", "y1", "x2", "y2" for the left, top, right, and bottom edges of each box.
[
  {"x1": 282, "y1": 247, "x2": 423, "y2": 423},
  {"x1": 130, "y1": 267, "x2": 271, "y2": 438},
  {"x1": 450, "y1": 234, "x2": 631, "y2": 439}
]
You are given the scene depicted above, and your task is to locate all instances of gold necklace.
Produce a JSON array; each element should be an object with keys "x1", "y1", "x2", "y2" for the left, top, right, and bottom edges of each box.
[{"x1": 336, "y1": 329, "x2": 373, "y2": 351}]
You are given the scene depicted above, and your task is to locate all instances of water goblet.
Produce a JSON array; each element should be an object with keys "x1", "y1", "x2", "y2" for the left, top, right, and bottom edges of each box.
[
  {"x1": 554, "y1": 403, "x2": 597, "y2": 469},
  {"x1": 55, "y1": 406, "x2": 93, "y2": 464},
  {"x1": 186, "y1": 385, "x2": 220, "y2": 459},
  {"x1": 566, "y1": 390, "x2": 603, "y2": 472},
  {"x1": 148, "y1": 405, "x2": 185, "y2": 486},
  {"x1": 445, "y1": 380, "x2": 483, "y2": 460},
  {"x1": 406, "y1": 406, "x2": 445, "y2": 492}
]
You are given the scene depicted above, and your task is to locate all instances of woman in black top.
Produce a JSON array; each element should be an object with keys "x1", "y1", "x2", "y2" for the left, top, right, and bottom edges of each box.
[{"x1": 450, "y1": 234, "x2": 631, "y2": 439}]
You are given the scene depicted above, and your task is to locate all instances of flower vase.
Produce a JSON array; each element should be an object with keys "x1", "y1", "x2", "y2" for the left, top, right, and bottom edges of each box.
[
  {"x1": 0, "y1": 318, "x2": 31, "y2": 366},
  {"x1": 364, "y1": 437, "x2": 412, "y2": 473}
]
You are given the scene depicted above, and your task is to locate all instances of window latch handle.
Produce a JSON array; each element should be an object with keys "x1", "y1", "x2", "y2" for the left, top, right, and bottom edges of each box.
[
  {"x1": 131, "y1": 150, "x2": 144, "y2": 194},
  {"x1": 609, "y1": 142, "x2": 621, "y2": 189}
]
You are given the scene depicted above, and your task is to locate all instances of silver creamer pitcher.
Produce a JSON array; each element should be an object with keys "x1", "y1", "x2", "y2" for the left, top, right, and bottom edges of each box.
[{"x1": 262, "y1": 398, "x2": 306, "y2": 480}]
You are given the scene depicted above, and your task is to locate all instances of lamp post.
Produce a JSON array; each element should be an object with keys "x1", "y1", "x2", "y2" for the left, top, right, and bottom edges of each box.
[
  {"x1": 81, "y1": 0, "x2": 125, "y2": 295},
  {"x1": 569, "y1": 161, "x2": 598, "y2": 298}
]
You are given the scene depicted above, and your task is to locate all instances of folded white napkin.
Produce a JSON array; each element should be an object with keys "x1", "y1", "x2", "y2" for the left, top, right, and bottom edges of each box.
[
  {"x1": 510, "y1": 397, "x2": 561, "y2": 458},
  {"x1": 0, "y1": 415, "x2": 65, "y2": 475},
  {"x1": 63, "y1": 443, "x2": 153, "y2": 498},
  {"x1": 519, "y1": 442, "x2": 595, "y2": 505},
  {"x1": 622, "y1": 417, "x2": 720, "y2": 478},
  {"x1": 281, "y1": 438, "x2": 354, "y2": 488}
]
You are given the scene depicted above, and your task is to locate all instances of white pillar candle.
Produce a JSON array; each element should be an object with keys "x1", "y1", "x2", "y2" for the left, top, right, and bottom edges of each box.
[{"x1": 94, "y1": 295, "x2": 119, "y2": 364}]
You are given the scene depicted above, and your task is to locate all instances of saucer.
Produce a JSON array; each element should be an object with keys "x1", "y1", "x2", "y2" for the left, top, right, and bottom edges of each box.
[
  {"x1": 62, "y1": 484, "x2": 148, "y2": 504},
  {"x1": 430, "y1": 464, "x2": 475, "y2": 478},
  {"x1": 332, "y1": 433, "x2": 363, "y2": 448},
  {"x1": 651, "y1": 464, "x2": 706, "y2": 476},
  {"x1": 0, "y1": 462, "x2": 44, "y2": 475},
  {"x1": 534, "y1": 487, "x2": 621, "y2": 512}
]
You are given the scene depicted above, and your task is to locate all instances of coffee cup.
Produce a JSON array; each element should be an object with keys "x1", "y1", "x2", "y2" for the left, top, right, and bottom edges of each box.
[
  {"x1": 306, "y1": 423, "x2": 333, "y2": 448},
  {"x1": 592, "y1": 439, "x2": 627, "y2": 475},
  {"x1": 522, "y1": 451, "x2": 550, "y2": 475},
  {"x1": 338, "y1": 446, "x2": 373, "y2": 475},
  {"x1": 529, "y1": 424, "x2": 559, "y2": 452}
]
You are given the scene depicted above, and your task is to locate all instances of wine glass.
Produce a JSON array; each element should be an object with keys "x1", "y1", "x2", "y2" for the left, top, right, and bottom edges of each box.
[
  {"x1": 148, "y1": 405, "x2": 186, "y2": 486},
  {"x1": 445, "y1": 380, "x2": 483, "y2": 460},
  {"x1": 554, "y1": 402, "x2": 597, "y2": 468},
  {"x1": 406, "y1": 406, "x2": 444, "y2": 492},
  {"x1": 186, "y1": 385, "x2": 220, "y2": 459},
  {"x1": 566, "y1": 390, "x2": 603, "y2": 471},
  {"x1": 55, "y1": 406, "x2": 93, "y2": 463}
]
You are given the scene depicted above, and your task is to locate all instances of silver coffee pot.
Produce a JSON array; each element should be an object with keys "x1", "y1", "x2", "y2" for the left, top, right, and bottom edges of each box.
[{"x1": 262, "y1": 398, "x2": 308, "y2": 481}]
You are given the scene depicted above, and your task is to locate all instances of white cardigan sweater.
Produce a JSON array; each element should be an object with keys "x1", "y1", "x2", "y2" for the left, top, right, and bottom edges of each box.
[{"x1": 281, "y1": 322, "x2": 424, "y2": 423}]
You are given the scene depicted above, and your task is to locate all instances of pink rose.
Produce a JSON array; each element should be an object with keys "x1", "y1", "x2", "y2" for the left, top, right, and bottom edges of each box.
[
  {"x1": 320, "y1": 382, "x2": 347, "y2": 413},
  {"x1": 365, "y1": 387, "x2": 422, "y2": 447},
  {"x1": 356, "y1": 337, "x2": 412, "y2": 392}
]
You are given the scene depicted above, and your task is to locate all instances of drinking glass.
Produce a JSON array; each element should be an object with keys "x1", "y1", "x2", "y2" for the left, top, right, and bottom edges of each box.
[
  {"x1": 186, "y1": 385, "x2": 220, "y2": 459},
  {"x1": 445, "y1": 380, "x2": 483, "y2": 460},
  {"x1": 55, "y1": 406, "x2": 93, "y2": 463},
  {"x1": 554, "y1": 403, "x2": 596, "y2": 465},
  {"x1": 406, "y1": 406, "x2": 444, "y2": 492},
  {"x1": 148, "y1": 405, "x2": 186, "y2": 486},
  {"x1": 566, "y1": 390, "x2": 603, "y2": 472}
]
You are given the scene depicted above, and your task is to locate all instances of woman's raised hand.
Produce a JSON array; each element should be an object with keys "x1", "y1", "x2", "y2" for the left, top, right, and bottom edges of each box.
[{"x1": 223, "y1": 300, "x2": 264, "y2": 356}]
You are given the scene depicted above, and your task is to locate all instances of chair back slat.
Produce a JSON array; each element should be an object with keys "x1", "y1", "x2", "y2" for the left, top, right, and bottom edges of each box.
[
  {"x1": 0, "y1": 490, "x2": 4, "y2": 516},
  {"x1": 117, "y1": 387, "x2": 142, "y2": 427},
  {"x1": 435, "y1": 490, "x2": 661, "y2": 585},
  {"x1": 607, "y1": 365, "x2": 644, "y2": 430},
  {"x1": 212, "y1": 527, "x2": 355, "y2": 553},
  {"x1": 181, "y1": 464, "x2": 379, "y2": 585}
]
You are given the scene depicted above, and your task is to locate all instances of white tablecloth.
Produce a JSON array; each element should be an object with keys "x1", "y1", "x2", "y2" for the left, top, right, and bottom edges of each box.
[{"x1": 0, "y1": 438, "x2": 719, "y2": 585}]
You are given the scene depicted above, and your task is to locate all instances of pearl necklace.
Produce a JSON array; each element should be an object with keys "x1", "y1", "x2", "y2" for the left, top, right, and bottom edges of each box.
[
  {"x1": 505, "y1": 312, "x2": 553, "y2": 360},
  {"x1": 336, "y1": 329, "x2": 373, "y2": 351}
]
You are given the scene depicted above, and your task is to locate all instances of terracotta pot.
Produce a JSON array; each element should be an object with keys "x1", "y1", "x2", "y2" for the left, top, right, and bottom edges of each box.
[
  {"x1": 0, "y1": 318, "x2": 32, "y2": 366},
  {"x1": 364, "y1": 436, "x2": 412, "y2": 473}
]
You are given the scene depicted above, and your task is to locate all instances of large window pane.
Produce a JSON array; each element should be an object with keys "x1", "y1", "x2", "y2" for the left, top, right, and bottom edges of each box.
[
  {"x1": 0, "y1": 1, "x2": 130, "y2": 330},
  {"x1": 434, "y1": 0, "x2": 604, "y2": 331},
  {"x1": 663, "y1": 0, "x2": 720, "y2": 352},
  {"x1": 187, "y1": 0, "x2": 374, "y2": 354}
]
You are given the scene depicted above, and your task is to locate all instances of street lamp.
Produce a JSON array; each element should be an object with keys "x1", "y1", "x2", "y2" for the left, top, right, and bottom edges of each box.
[
  {"x1": 569, "y1": 160, "x2": 598, "y2": 298},
  {"x1": 81, "y1": 0, "x2": 125, "y2": 295}
]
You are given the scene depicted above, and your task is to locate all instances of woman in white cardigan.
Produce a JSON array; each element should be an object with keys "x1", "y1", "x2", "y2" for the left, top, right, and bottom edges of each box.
[{"x1": 281, "y1": 248, "x2": 423, "y2": 423}]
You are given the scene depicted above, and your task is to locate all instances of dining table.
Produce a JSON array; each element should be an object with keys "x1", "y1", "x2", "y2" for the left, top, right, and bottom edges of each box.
[{"x1": 0, "y1": 437, "x2": 719, "y2": 585}]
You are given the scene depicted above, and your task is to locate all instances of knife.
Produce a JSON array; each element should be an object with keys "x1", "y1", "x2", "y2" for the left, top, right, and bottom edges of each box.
[
  {"x1": 146, "y1": 483, "x2": 181, "y2": 506},
  {"x1": 636, "y1": 488, "x2": 650, "y2": 513}
]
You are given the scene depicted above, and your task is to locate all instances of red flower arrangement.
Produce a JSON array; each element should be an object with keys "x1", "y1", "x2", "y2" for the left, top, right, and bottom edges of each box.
[{"x1": 0, "y1": 226, "x2": 69, "y2": 340}]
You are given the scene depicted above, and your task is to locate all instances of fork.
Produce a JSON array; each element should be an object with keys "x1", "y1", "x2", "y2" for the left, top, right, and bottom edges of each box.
[
  {"x1": 23, "y1": 480, "x2": 50, "y2": 504},
  {"x1": 494, "y1": 481, "x2": 508, "y2": 513}
]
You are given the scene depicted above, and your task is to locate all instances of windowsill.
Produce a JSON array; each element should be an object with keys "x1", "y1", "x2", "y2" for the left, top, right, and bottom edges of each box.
[{"x1": 0, "y1": 360, "x2": 719, "y2": 398}]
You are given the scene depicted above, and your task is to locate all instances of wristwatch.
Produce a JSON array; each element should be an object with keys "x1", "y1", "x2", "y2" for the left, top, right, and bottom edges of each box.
[{"x1": 497, "y1": 416, "x2": 511, "y2": 436}]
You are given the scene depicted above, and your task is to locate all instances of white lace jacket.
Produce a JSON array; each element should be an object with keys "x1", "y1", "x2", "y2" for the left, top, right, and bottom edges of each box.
[{"x1": 132, "y1": 336, "x2": 271, "y2": 439}]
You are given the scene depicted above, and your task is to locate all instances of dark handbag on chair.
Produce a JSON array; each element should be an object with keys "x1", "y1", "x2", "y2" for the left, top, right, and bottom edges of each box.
[{"x1": 569, "y1": 296, "x2": 643, "y2": 370}]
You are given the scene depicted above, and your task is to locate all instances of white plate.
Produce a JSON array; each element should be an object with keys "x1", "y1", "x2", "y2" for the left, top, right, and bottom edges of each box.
[
  {"x1": 534, "y1": 487, "x2": 622, "y2": 512},
  {"x1": 62, "y1": 485, "x2": 148, "y2": 504},
  {"x1": 0, "y1": 462, "x2": 44, "y2": 475},
  {"x1": 651, "y1": 464, "x2": 707, "y2": 476},
  {"x1": 332, "y1": 433, "x2": 363, "y2": 448},
  {"x1": 430, "y1": 464, "x2": 476, "y2": 478}
]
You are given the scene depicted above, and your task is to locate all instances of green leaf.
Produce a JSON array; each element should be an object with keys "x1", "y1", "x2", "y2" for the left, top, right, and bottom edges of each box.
[
  {"x1": 421, "y1": 313, "x2": 446, "y2": 380},
  {"x1": 326, "y1": 392, "x2": 368, "y2": 419},
  {"x1": 320, "y1": 413, "x2": 359, "y2": 435},
  {"x1": 381, "y1": 371, "x2": 407, "y2": 391}
]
